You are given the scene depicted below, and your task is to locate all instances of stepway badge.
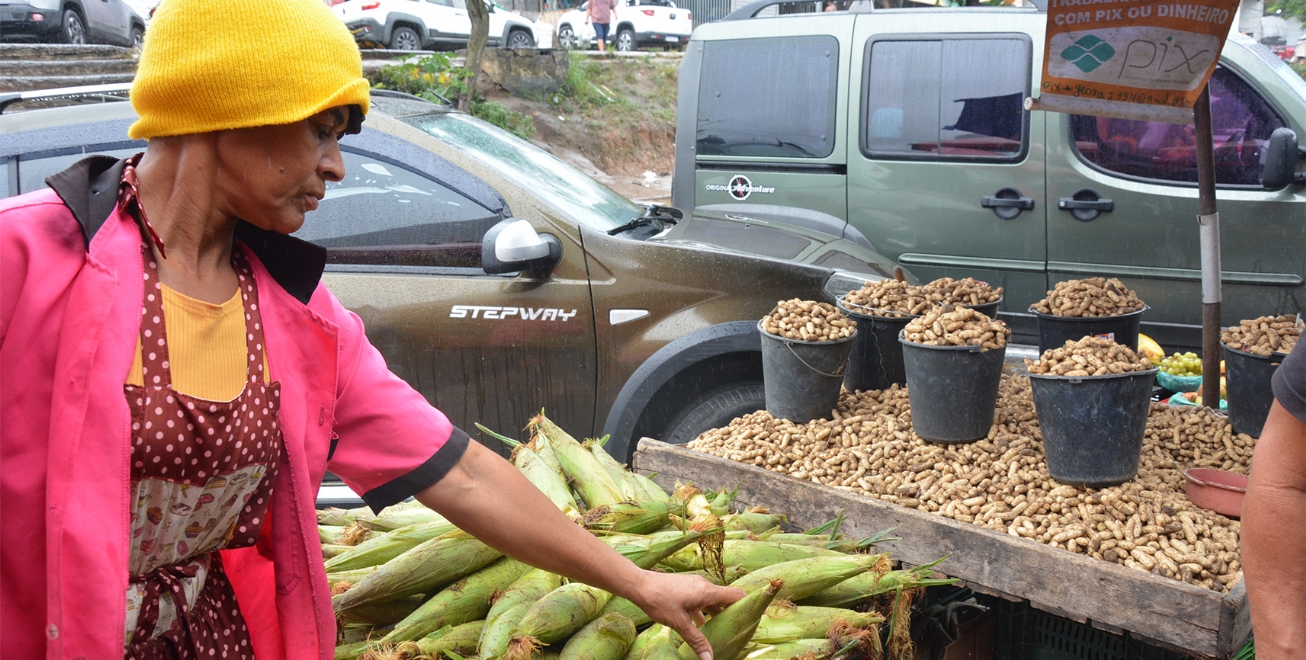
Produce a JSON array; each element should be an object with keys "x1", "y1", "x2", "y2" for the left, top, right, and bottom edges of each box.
[{"x1": 704, "y1": 175, "x2": 776, "y2": 201}]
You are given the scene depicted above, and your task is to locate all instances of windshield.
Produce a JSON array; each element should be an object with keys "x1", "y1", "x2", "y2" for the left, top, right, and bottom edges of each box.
[{"x1": 399, "y1": 112, "x2": 642, "y2": 232}]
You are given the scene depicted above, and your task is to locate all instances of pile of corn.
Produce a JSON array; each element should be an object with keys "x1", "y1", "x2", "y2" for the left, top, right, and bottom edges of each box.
[
  {"x1": 920, "y1": 278, "x2": 1002, "y2": 307},
  {"x1": 1221, "y1": 314, "x2": 1303, "y2": 356},
  {"x1": 1030, "y1": 278, "x2": 1145, "y2": 317},
  {"x1": 1024, "y1": 337, "x2": 1155, "y2": 377},
  {"x1": 762, "y1": 299, "x2": 856, "y2": 342},
  {"x1": 322, "y1": 414, "x2": 953, "y2": 660},
  {"x1": 688, "y1": 377, "x2": 1254, "y2": 592},
  {"x1": 901, "y1": 308, "x2": 1009, "y2": 351}
]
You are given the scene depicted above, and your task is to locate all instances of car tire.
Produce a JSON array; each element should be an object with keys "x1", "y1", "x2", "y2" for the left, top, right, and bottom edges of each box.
[
  {"x1": 130, "y1": 26, "x2": 143, "y2": 50},
  {"x1": 615, "y1": 27, "x2": 634, "y2": 52},
  {"x1": 390, "y1": 26, "x2": 422, "y2": 51},
  {"x1": 558, "y1": 24, "x2": 576, "y2": 49},
  {"x1": 660, "y1": 382, "x2": 765, "y2": 446},
  {"x1": 507, "y1": 28, "x2": 533, "y2": 49},
  {"x1": 62, "y1": 9, "x2": 86, "y2": 45}
]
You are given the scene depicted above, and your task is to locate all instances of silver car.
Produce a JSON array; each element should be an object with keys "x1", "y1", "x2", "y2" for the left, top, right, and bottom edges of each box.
[{"x1": 0, "y1": 0, "x2": 145, "y2": 47}]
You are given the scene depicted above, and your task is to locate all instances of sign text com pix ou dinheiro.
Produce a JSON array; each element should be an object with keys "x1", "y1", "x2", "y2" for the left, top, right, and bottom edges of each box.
[{"x1": 1051, "y1": 2, "x2": 1232, "y2": 28}]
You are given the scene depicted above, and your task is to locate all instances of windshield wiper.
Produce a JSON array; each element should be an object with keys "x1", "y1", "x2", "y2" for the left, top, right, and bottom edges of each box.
[{"x1": 607, "y1": 205, "x2": 683, "y2": 235}]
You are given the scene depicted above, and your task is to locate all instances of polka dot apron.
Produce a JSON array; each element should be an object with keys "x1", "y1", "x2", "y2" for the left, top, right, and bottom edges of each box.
[{"x1": 121, "y1": 167, "x2": 282, "y2": 658}]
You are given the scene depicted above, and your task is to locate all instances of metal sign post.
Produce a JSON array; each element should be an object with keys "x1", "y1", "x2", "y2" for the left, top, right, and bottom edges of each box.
[{"x1": 1193, "y1": 86, "x2": 1222, "y2": 407}]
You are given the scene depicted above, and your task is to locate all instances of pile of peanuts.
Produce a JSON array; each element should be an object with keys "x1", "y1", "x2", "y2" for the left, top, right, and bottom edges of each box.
[
  {"x1": 841, "y1": 281, "x2": 932, "y2": 318},
  {"x1": 922, "y1": 277, "x2": 1003, "y2": 306},
  {"x1": 1222, "y1": 314, "x2": 1303, "y2": 356},
  {"x1": 688, "y1": 376, "x2": 1254, "y2": 592},
  {"x1": 902, "y1": 308, "x2": 1009, "y2": 351},
  {"x1": 1024, "y1": 337, "x2": 1155, "y2": 377},
  {"x1": 1031, "y1": 278, "x2": 1146, "y2": 318},
  {"x1": 761, "y1": 299, "x2": 856, "y2": 342}
]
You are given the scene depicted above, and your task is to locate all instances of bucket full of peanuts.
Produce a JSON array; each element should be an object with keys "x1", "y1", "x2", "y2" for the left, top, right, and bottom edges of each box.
[
  {"x1": 758, "y1": 300, "x2": 857, "y2": 424},
  {"x1": 1025, "y1": 337, "x2": 1158, "y2": 487},
  {"x1": 1220, "y1": 314, "x2": 1302, "y2": 438},
  {"x1": 1029, "y1": 278, "x2": 1148, "y2": 354},
  {"x1": 898, "y1": 307, "x2": 1010, "y2": 443}
]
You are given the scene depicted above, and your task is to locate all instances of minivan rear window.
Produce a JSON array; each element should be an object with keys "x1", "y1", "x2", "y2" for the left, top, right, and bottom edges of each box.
[
  {"x1": 862, "y1": 37, "x2": 1030, "y2": 162},
  {"x1": 696, "y1": 36, "x2": 839, "y2": 160}
]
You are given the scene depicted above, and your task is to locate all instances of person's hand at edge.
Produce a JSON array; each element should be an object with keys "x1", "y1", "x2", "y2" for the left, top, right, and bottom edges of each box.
[{"x1": 624, "y1": 570, "x2": 744, "y2": 660}]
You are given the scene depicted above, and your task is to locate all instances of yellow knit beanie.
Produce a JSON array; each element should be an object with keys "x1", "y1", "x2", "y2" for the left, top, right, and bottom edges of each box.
[{"x1": 129, "y1": 0, "x2": 371, "y2": 139}]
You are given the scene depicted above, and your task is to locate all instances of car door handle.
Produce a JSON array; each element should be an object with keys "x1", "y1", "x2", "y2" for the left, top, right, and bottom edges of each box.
[
  {"x1": 1058, "y1": 189, "x2": 1114, "y2": 222},
  {"x1": 981, "y1": 187, "x2": 1035, "y2": 219}
]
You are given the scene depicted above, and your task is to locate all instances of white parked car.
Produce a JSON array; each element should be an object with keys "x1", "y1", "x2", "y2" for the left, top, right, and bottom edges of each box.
[
  {"x1": 337, "y1": 0, "x2": 537, "y2": 51},
  {"x1": 556, "y1": 0, "x2": 691, "y2": 52}
]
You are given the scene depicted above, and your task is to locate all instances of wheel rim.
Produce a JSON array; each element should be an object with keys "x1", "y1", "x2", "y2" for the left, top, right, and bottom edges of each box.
[
  {"x1": 66, "y1": 14, "x2": 84, "y2": 44},
  {"x1": 559, "y1": 26, "x2": 574, "y2": 48},
  {"x1": 394, "y1": 30, "x2": 419, "y2": 50},
  {"x1": 617, "y1": 31, "x2": 632, "y2": 51},
  {"x1": 132, "y1": 31, "x2": 143, "y2": 49},
  {"x1": 509, "y1": 31, "x2": 532, "y2": 48}
]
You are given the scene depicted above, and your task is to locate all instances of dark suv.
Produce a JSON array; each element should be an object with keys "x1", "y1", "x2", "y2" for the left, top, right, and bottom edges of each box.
[{"x1": 1, "y1": 86, "x2": 905, "y2": 471}]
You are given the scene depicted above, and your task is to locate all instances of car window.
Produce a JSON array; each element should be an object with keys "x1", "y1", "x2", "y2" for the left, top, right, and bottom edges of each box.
[
  {"x1": 696, "y1": 36, "x2": 839, "y2": 159},
  {"x1": 1070, "y1": 67, "x2": 1287, "y2": 187},
  {"x1": 863, "y1": 37, "x2": 1029, "y2": 161},
  {"x1": 294, "y1": 150, "x2": 501, "y2": 269},
  {"x1": 401, "y1": 112, "x2": 643, "y2": 233},
  {"x1": 17, "y1": 147, "x2": 141, "y2": 193}
]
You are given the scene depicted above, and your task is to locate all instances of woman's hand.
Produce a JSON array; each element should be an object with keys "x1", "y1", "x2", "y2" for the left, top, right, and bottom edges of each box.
[{"x1": 625, "y1": 571, "x2": 744, "y2": 660}]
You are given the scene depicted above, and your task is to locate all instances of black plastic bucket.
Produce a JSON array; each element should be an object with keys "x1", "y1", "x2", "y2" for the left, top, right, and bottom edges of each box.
[
  {"x1": 837, "y1": 299, "x2": 918, "y2": 393},
  {"x1": 899, "y1": 336, "x2": 1006, "y2": 443},
  {"x1": 1029, "y1": 306, "x2": 1148, "y2": 354},
  {"x1": 965, "y1": 296, "x2": 1002, "y2": 320},
  {"x1": 1223, "y1": 343, "x2": 1283, "y2": 438},
  {"x1": 758, "y1": 320, "x2": 856, "y2": 423},
  {"x1": 1029, "y1": 369, "x2": 1157, "y2": 487}
]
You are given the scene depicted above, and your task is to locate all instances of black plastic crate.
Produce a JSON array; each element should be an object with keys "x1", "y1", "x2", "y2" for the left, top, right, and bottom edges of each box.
[{"x1": 993, "y1": 600, "x2": 1196, "y2": 660}]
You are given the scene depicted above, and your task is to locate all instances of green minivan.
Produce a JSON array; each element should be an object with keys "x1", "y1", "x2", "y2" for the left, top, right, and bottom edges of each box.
[{"x1": 672, "y1": 0, "x2": 1306, "y2": 349}]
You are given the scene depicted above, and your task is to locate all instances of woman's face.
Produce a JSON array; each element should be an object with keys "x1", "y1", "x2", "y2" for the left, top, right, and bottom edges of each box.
[{"x1": 214, "y1": 107, "x2": 351, "y2": 235}]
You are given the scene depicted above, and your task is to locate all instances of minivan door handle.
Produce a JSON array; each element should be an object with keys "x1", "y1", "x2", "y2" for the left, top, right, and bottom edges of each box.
[
  {"x1": 981, "y1": 187, "x2": 1035, "y2": 220},
  {"x1": 1058, "y1": 188, "x2": 1114, "y2": 222}
]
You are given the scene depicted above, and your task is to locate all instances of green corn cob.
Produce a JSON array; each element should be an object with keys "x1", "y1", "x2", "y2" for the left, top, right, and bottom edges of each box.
[
  {"x1": 730, "y1": 555, "x2": 886, "y2": 603},
  {"x1": 383, "y1": 557, "x2": 530, "y2": 643},
  {"x1": 585, "y1": 501, "x2": 678, "y2": 536},
  {"x1": 327, "y1": 566, "x2": 377, "y2": 590},
  {"x1": 659, "y1": 541, "x2": 844, "y2": 573},
  {"x1": 395, "y1": 620, "x2": 485, "y2": 658},
  {"x1": 721, "y1": 514, "x2": 788, "y2": 534},
  {"x1": 479, "y1": 423, "x2": 582, "y2": 522},
  {"x1": 560, "y1": 612, "x2": 638, "y2": 660},
  {"x1": 740, "y1": 639, "x2": 834, "y2": 660},
  {"x1": 324, "y1": 520, "x2": 458, "y2": 572},
  {"x1": 751, "y1": 605, "x2": 882, "y2": 644},
  {"x1": 798, "y1": 559, "x2": 955, "y2": 608},
  {"x1": 605, "y1": 522, "x2": 722, "y2": 570},
  {"x1": 320, "y1": 525, "x2": 348, "y2": 545},
  {"x1": 332, "y1": 530, "x2": 503, "y2": 614},
  {"x1": 675, "y1": 579, "x2": 781, "y2": 660},
  {"x1": 505, "y1": 583, "x2": 612, "y2": 659},
  {"x1": 338, "y1": 594, "x2": 425, "y2": 626},
  {"x1": 480, "y1": 570, "x2": 567, "y2": 659},
  {"x1": 598, "y1": 596, "x2": 651, "y2": 628},
  {"x1": 321, "y1": 543, "x2": 351, "y2": 559},
  {"x1": 530, "y1": 414, "x2": 625, "y2": 508},
  {"x1": 587, "y1": 437, "x2": 640, "y2": 501},
  {"x1": 625, "y1": 624, "x2": 682, "y2": 660}
]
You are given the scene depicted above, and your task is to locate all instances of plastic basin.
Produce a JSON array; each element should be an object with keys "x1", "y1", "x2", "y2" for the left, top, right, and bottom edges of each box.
[{"x1": 1183, "y1": 468, "x2": 1248, "y2": 519}]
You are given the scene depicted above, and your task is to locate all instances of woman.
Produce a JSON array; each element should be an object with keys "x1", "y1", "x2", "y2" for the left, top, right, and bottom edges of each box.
[{"x1": 0, "y1": 0, "x2": 740, "y2": 657}]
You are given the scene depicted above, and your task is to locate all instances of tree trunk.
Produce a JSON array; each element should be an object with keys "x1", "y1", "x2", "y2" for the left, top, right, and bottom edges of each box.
[{"x1": 462, "y1": 0, "x2": 491, "y2": 111}]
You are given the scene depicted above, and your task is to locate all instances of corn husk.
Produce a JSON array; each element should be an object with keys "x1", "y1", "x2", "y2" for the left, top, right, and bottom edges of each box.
[
  {"x1": 340, "y1": 595, "x2": 426, "y2": 626},
  {"x1": 741, "y1": 639, "x2": 835, "y2": 660},
  {"x1": 326, "y1": 521, "x2": 459, "y2": 572},
  {"x1": 396, "y1": 620, "x2": 486, "y2": 659},
  {"x1": 531, "y1": 414, "x2": 625, "y2": 508},
  {"x1": 333, "y1": 530, "x2": 503, "y2": 614},
  {"x1": 731, "y1": 555, "x2": 886, "y2": 603},
  {"x1": 605, "y1": 521, "x2": 723, "y2": 570},
  {"x1": 321, "y1": 525, "x2": 349, "y2": 545},
  {"x1": 598, "y1": 596, "x2": 652, "y2": 628},
  {"x1": 625, "y1": 624, "x2": 682, "y2": 660},
  {"x1": 585, "y1": 501, "x2": 679, "y2": 536},
  {"x1": 322, "y1": 543, "x2": 352, "y2": 559},
  {"x1": 335, "y1": 640, "x2": 371, "y2": 660},
  {"x1": 480, "y1": 423, "x2": 582, "y2": 522},
  {"x1": 383, "y1": 558, "x2": 530, "y2": 643},
  {"x1": 798, "y1": 559, "x2": 954, "y2": 609},
  {"x1": 673, "y1": 565, "x2": 751, "y2": 586},
  {"x1": 676, "y1": 579, "x2": 781, "y2": 660},
  {"x1": 328, "y1": 566, "x2": 379, "y2": 591},
  {"x1": 360, "y1": 507, "x2": 448, "y2": 533},
  {"x1": 751, "y1": 605, "x2": 881, "y2": 644},
  {"x1": 319, "y1": 506, "x2": 376, "y2": 527},
  {"x1": 560, "y1": 612, "x2": 637, "y2": 660},
  {"x1": 627, "y1": 472, "x2": 671, "y2": 503},
  {"x1": 660, "y1": 541, "x2": 844, "y2": 573},
  {"x1": 480, "y1": 570, "x2": 568, "y2": 659},
  {"x1": 721, "y1": 514, "x2": 788, "y2": 534},
  {"x1": 506, "y1": 582, "x2": 612, "y2": 658},
  {"x1": 586, "y1": 437, "x2": 638, "y2": 499}
]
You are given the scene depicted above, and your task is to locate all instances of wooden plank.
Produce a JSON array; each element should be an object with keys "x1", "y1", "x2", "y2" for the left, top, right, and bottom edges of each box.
[
  {"x1": 1218, "y1": 581, "x2": 1252, "y2": 657},
  {"x1": 634, "y1": 439, "x2": 1244, "y2": 659}
]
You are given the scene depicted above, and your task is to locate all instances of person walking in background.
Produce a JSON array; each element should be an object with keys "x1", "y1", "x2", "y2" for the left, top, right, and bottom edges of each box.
[
  {"x1": 1241, "y1": 337, "x2": 1306, "y2": 660},
  {"x1": 587, "y1": 0, "x2": 618, "y2": 51}
]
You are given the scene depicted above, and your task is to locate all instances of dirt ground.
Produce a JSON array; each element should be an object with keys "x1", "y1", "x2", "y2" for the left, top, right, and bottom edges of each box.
[{"x1": 488, "y1": 53, "x2": 681, "y2": 203}]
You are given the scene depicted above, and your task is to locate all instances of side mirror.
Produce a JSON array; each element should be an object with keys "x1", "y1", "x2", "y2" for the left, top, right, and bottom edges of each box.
[
  {"x1": 482, "y1": 218, "x2": 563, "y2": 275},
  {"x1": 1261, "y1": 127, "x2": 1305, "y2": 191}
]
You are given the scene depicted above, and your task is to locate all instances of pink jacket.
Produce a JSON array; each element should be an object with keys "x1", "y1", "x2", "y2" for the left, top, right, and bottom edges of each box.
[{"x1": 1, "y1": 158, "x2": 468, "y2": 659}]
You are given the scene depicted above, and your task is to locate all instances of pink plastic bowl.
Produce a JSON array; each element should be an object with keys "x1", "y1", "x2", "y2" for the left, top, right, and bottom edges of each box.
[{"x1": 1184, "y1": 468, "x2": 1249, "y2": 519}]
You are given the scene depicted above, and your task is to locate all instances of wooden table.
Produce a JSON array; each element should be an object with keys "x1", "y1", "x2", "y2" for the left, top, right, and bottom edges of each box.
[{"x1": 633, "y1": 439, "x2": 1251, "y2": 659}]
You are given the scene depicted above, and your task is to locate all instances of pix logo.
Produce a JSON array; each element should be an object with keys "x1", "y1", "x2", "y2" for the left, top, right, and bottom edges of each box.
[{"x1": 1061, "y1": 34, "x2": 1116, "y2": 73}]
